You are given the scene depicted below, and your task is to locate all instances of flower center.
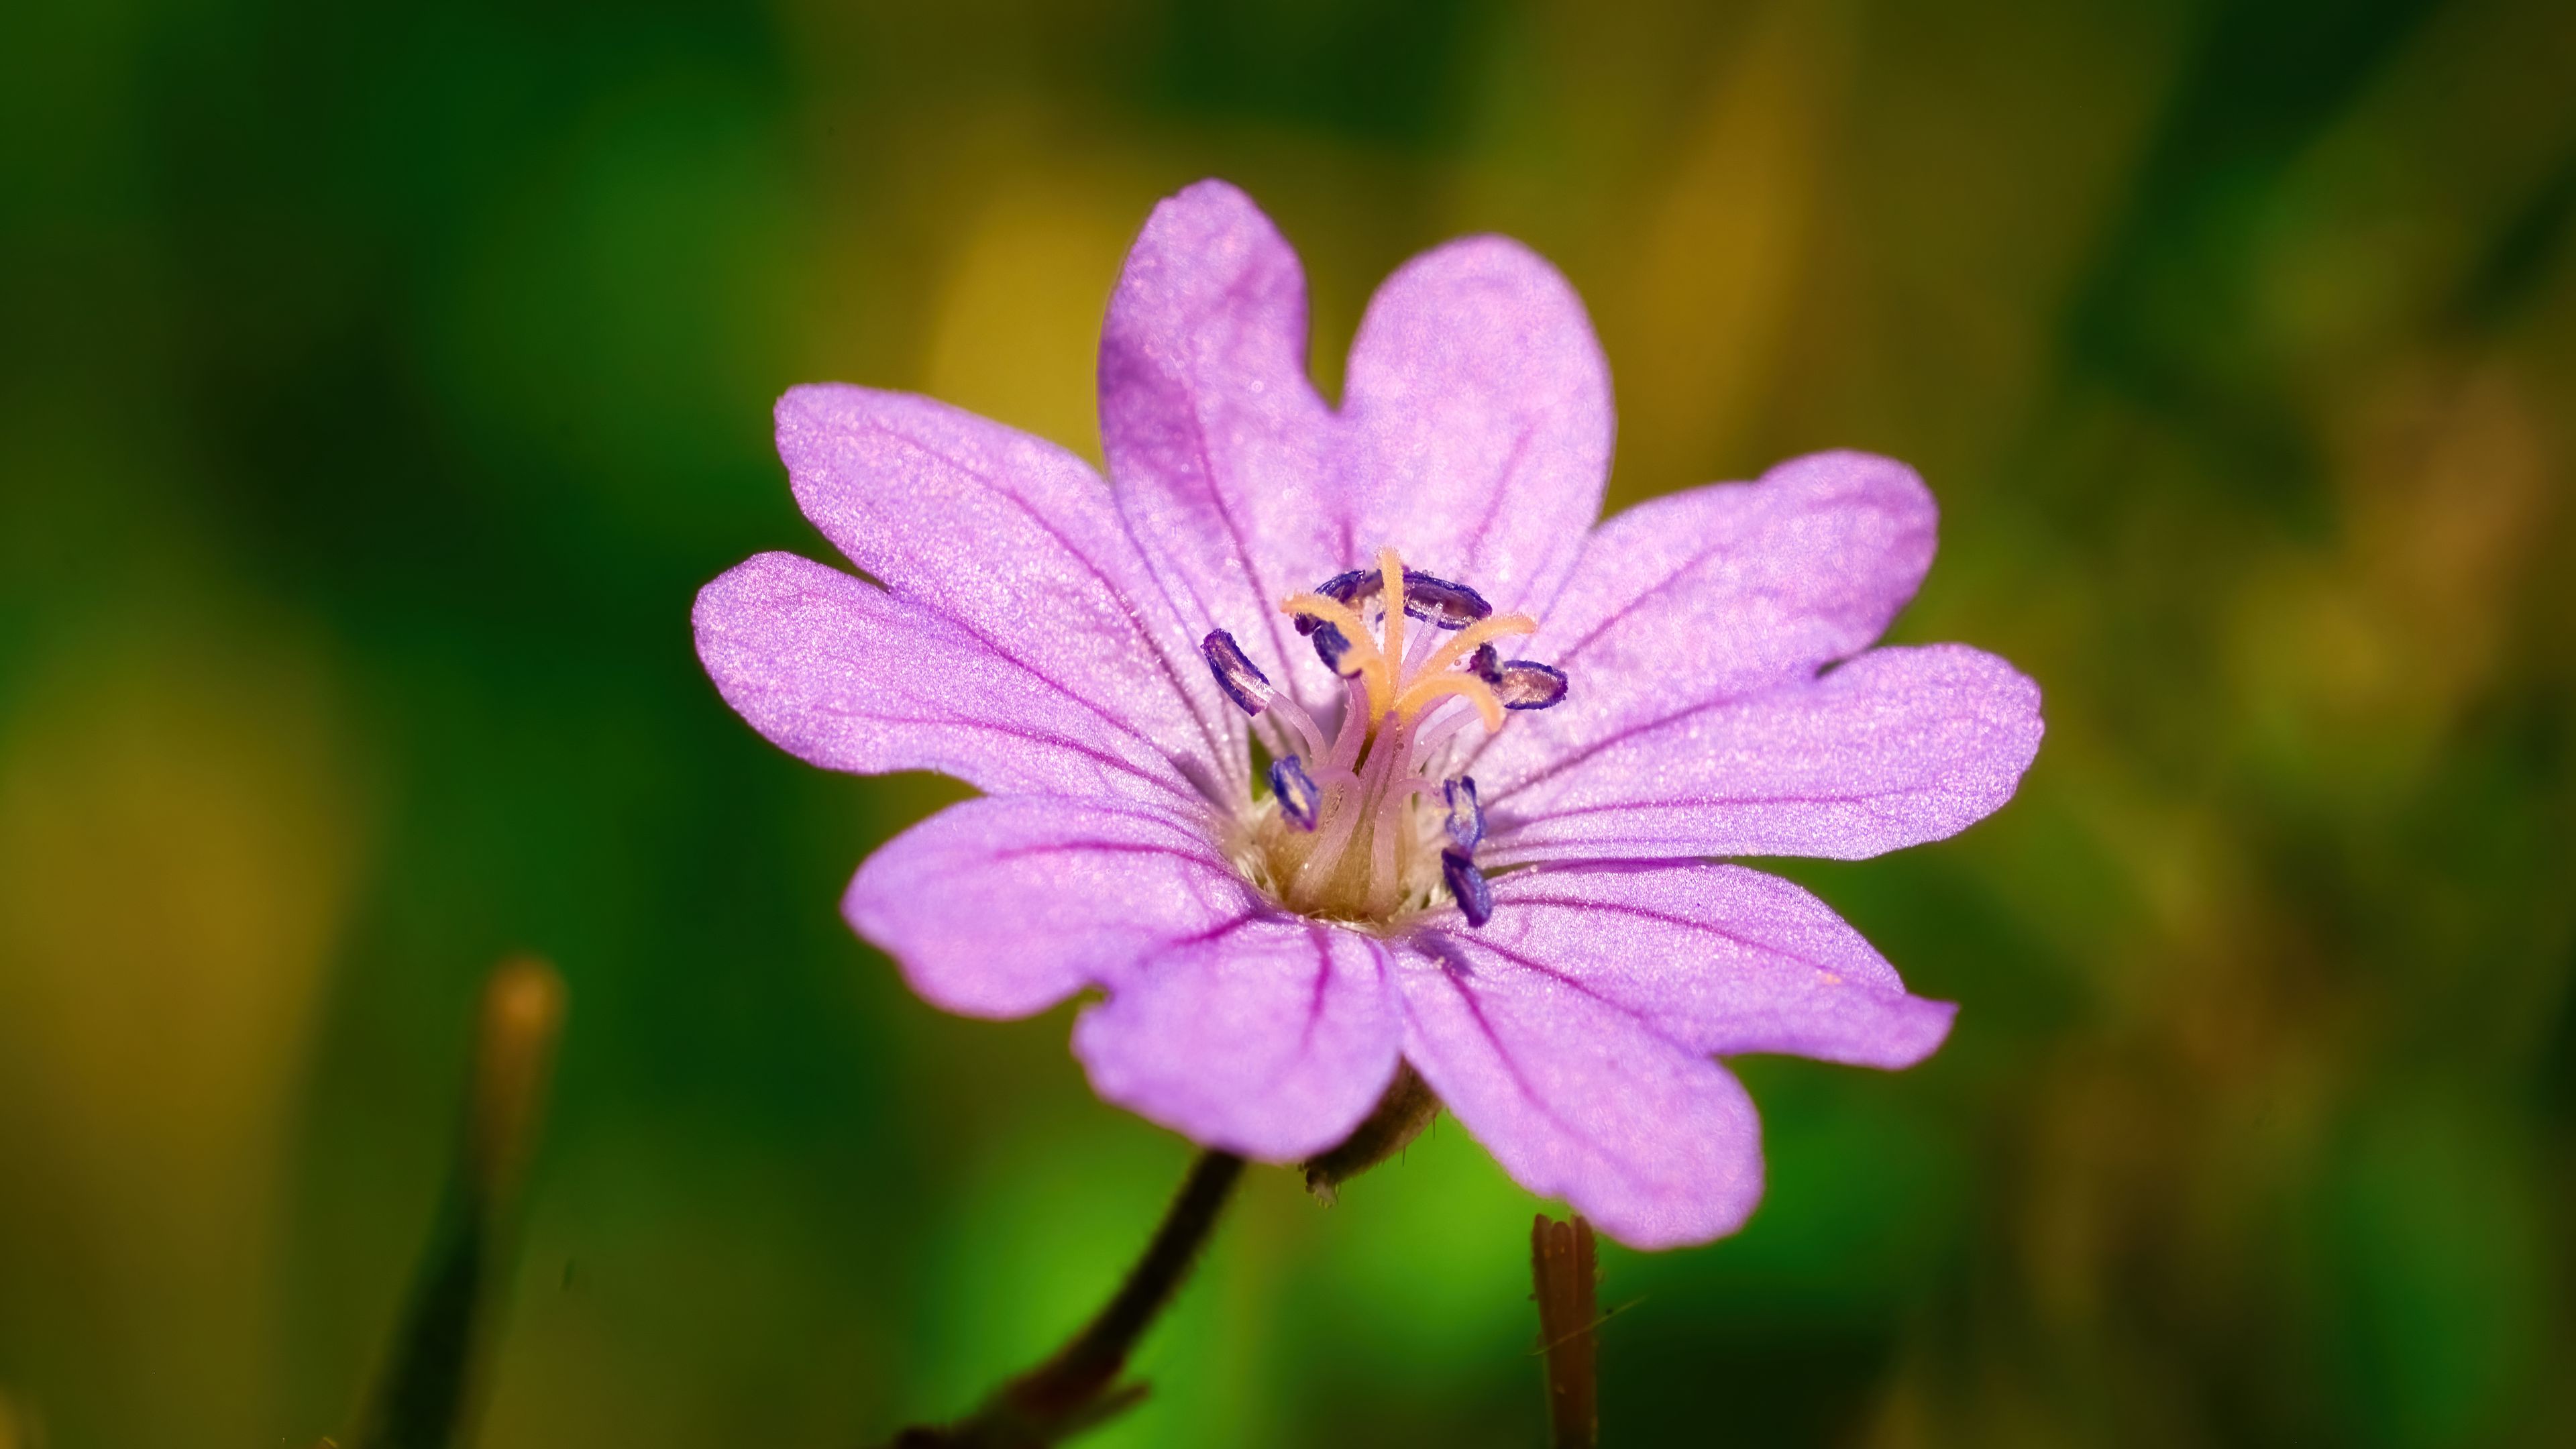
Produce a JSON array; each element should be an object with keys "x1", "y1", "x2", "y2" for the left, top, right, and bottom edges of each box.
[{"x1": 1201, "y1": 548, "x2": 1568, "y2": 929}]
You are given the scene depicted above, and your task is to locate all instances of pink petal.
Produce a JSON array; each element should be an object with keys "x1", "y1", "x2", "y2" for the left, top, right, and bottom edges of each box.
[
  {"x1": 773, "y1": 384, "x2": 1242, "y2": 799},
  {"x1": 1074, "y1": 918, "x2": 1401, "y2": 1160},
  {"x1": 1481, "y1": 643, "x2": 2043, "y2": 865},
  {"x1": 1098, "y1": 180, "x2": 1344, "y2": 720},
  {"x1": 1395, "y1": 942, "x2": 1765, "y2": 1249},
  {"x1": 845, "y1": 795, "x2": 1254, "y2": 1019},
  {"x1": 1469, "y1": 861, "x2": 1955, "y2": 1067},
  {"x1": 694, "y1": 552, "x2": 1212, "y2": 815},
  {"x1": 1337, "y1": 236, "x2": 1612, "y2": 616},
  {"x1": 1473, "y1": 450, "x2": 1936, "y2": 788}
]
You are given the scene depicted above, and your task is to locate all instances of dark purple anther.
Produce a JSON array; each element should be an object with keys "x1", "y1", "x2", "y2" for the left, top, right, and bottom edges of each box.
[
  {"x1": 1444, "y1": 775, "x2": 1484, "y2": 852},
  {"x1": 1295, "y1": 568, "x2": 1379, "y2": 636},
  {"x1": 1442, "y1": 848, "x2": 1494, "y2": 927},
  {"x1": 1470, "y1": 642, "x2": 1502, "y2": 683},
  {"x1": 1309, "y1": 621, "x2": 1360, "y2": 676},
  {"x1": 1494, "y1": 660, "x2": 1569, "y2": 710},
  {"x1": 1270, "y1": 754, "x2": 1322, "y2": 830},
  {"x1": 1201, "y1": 629, "x2": 1275, "y2": 715},
  {"x1": 1401, "y1": 569, "x2": 1492, "y2": 629}
]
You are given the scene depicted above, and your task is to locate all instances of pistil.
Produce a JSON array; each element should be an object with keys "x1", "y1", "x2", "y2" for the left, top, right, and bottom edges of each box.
[{"x1": 1203, "y1": 548, "x2": 1569, "y2": 928}]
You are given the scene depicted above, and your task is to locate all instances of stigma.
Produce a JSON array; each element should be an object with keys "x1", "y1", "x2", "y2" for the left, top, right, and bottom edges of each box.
[{"x1": 1200, "y1": 549, "x2": 1567, "y2": 928}]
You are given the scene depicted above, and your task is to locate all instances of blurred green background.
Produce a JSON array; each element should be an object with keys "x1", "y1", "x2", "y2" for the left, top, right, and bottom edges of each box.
[{"x1": 3, "y1": 0, "x2": 2572, "y2": 1444}]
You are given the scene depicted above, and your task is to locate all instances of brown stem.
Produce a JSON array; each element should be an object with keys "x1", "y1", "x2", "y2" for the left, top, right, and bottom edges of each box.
[
  {"x1": 1531, "y1": 1214, "x2": 1600, "y2": 1449},
  {"x1": 891, "y1": 1150, "x2": 1246, "y2": 1448}
]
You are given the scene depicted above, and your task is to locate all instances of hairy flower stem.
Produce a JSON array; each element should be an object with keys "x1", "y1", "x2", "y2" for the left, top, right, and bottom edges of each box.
[
  {"x1": 1531, "y1": 1214, "x2": 1601, "y2": 1449},
  {"x1": 891, "y1": 1150, "x2": 1247, "y2": 1448},
  {"x1": 1301, "y1": 1061, "x2": 1440, "y2": 1201}
]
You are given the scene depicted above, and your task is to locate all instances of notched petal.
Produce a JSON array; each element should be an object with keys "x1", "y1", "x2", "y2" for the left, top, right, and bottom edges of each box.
[
  {"x1": 1481, "y1": 643, "x2": 2042, "y2": 865},
  {"x1": 1073, "y1": 921, "x2": 1402, "y2": 1161},
  {"x1": 844, "y1": 796, "x2": 1248, "y2": 1020},
  {"x1": 1394, "y1": 941, "x2": 1766, "y2": 1248}
]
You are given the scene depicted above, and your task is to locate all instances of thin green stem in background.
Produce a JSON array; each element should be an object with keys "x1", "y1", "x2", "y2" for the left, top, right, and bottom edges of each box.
[{"x1": 350, "y1": 957, "x2": 566, "y2": 1449}]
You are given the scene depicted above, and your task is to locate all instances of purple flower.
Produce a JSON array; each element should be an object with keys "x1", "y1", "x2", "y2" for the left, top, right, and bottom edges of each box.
[{"x1": 693, "y1": 180, "x2": 2042, "y2": 1248}]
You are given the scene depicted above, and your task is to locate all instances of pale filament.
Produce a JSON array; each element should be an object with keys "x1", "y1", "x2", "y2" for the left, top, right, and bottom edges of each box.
[
  {"x1": 1395, "y1": 611, "x2": 1536, "y2": 712},
  {"x1": 1265, "y1": 690, "x2": 1331, "y2": 762}
]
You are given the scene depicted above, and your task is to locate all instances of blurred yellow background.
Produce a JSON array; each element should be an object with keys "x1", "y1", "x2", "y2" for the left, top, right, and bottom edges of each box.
[{"x1": 2, "y1": 0, "x2": 2571, "y2": 1444}]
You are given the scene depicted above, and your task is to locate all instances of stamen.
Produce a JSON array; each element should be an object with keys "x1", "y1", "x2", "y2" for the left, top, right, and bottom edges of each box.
[
  {"x1": 1265, "y1": 691, "x2": 1332, "y2": 763},
  {"x1": 1201, "y1": 629, "x2": 1275, "y2": 716},
  {"x1": 1293, "y1": 569, "x2": 1379, "y2": 636},
  {"x1": 1280, "y1": 592, "x2": 1393, "y2": 710},
  {"x1": 1293, "y1": 778, "x2": 1366, "y2": 895},
  {"x1": 1328, "y1": 674, "x2": 1373, "y2": 772},
  {"x1": 1369, "y1": 776, "x2": 1425, "y2": 920},
  {"x1": 1409, "y1": 704, "x2": 1481, "y2": 765},
  {"x1": 1400, "y1": 570, "x2": 1492, "y2": 629},
  {"x1": 1270, "y1": 755, "x2": 1322, "y2": 830},
  {"x1": 1408, "y1": 610, "x2": 1540, "y2": 686},
  {"x1": 1391, "y1": 671, "x2": 1505, "y2": 733},
  {"x1": 1399, "y1": 616, "x2": 1442, "y2": 677},
  {"x1": 1441, "y1": 849, "x2": 1494, "y2": 928},
  {"x1": 1492, "y1": 660, "x2": 1570, "y2": 710},
  {"x1": 1311, "y1": 621, "x2": 1358, "y2": 676},
  {"x1": 1443, "y1": 776, "x2": 1484, "y2": 852}
]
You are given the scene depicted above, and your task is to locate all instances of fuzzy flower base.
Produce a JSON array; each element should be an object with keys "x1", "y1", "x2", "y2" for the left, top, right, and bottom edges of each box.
[{"x1": 694, "y1": 180, "x2": 2041, "y2": 1249}]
